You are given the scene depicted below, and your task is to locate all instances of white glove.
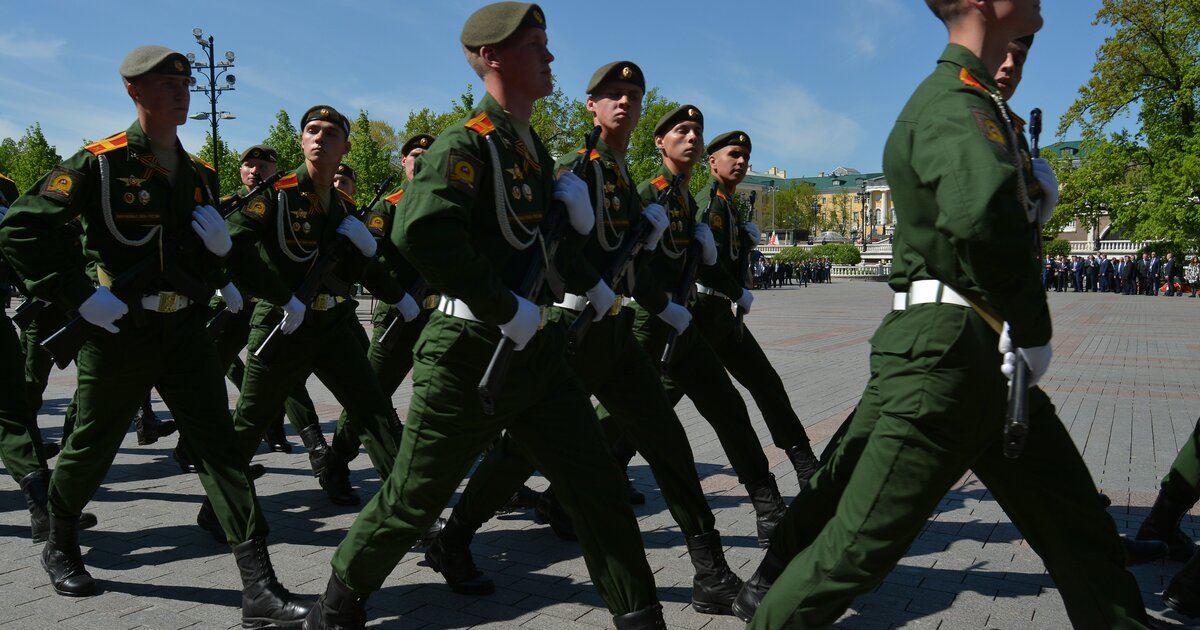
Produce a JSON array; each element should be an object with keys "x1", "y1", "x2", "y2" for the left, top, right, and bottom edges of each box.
[
  {"x1": 78, "y1": 286, "x2": 128, "y2": 333},
  {"x1": 191, "y1": 205, "x2": 232, "y2": 256},
  {"x1": 742, "y1": 221, "x2": 761, "y2": 245},
  {"x1": 736, "y1": 289, "x2": 754, "y2": 314},
  {"x1": 694, "y1": 223, "x2": 717, "y2": 266},
  {"x1": 336, "y1": 216, "x2": 378, "y2": 257},
  {"x1": 998, "y1": 322, "x2": 1052, "y2": 387},
  {"x1": 554, "y1": 172, "x2": 594, "y2": 235},
  {"x1": 394, "y1": 292, "x2": 420, "y2": 322},
  {"x1": 219, "y1": 282, "x2": 243, "y2": 314},
  {"x1": 584, "y1": 279, "x2": 616, "y2": 322},
  {"x1": 500, "y1": 293, "x2": 540, "y2": 351},
  {"x1": 639, "y1": 203, "x2": 669, "y2": 251},
  {"x1": 280, "y1": 295, "x2": 306, "y2": 334},
  {"x1": 1029, "y1": 158, "x2": 1059, "y2": 225},
  {"x1": 656, "y1": 302, "x2": 692, "y2": 335}
]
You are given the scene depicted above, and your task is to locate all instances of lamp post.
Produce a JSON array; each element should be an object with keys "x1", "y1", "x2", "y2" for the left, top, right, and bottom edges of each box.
[
  {"x1": 809, "y1": 199, "x2": 820, "y2": 244},
  {"x1": 188, "y1": 27, "x2": 236, "y2": 195},
  {"x1": 857, "y1": 180, "x2": 869, "y2": 252},
  {"x1": 767, "y1": 182, "x2": 777, "y2": 243}
]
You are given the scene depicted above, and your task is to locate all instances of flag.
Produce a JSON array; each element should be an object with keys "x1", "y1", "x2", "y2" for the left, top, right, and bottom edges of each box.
[{"x1": 768, "y1": 232, "x2": 778, "y2": 245}]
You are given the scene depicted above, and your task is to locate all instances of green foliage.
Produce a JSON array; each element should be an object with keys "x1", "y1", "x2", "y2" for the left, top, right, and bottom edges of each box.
[
  {"x1": 11, "y1": 124, "x2": 61, "y2": 192},
  {"x1": 771, "y1": 247, "x2": 810, "y2": 263},
  {"x1": 809, "y1": 243, "x2": 861, "y2": 264},
  {"x1": 1044, "y1": 239, "x2": 1073, "y2": 258},
  {"x1": 532, "y1": 81, "x2": 592, "y2": 160},
  {"x1": 401, "y1": 85, "x2": 477, "y2": 140},
  {"x1": 196, "y1": 132, "x2": 240, "y2": 197},
  {"x1": 628, "y1": 88, "x2": 678, "y2": 186},
  {"x1": 0, "y1": 137, "x2": 19, "y2": 178},
  {"x1": 766, "y1": 181, "x2": 819, "y2": 232},
  {"x1": 346, "y1": 110, "x2": 396, "y2": 207},
  {"x1": 262, "y1": 110, "x2": 303, "y2": 173}
]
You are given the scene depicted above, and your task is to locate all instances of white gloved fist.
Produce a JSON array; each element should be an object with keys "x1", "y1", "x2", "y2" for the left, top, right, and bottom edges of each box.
[
  {"x1": 1029, "y1": 158, "x2": 1059, "y2": 225},
  {"x1": 998, "y1": 321, "x2": 1052, "y2": 387},
  {"x1": 656, "y1": 302, "x2": 692, "y2": 335},
  {"x1": 337, "y1": 216, "x2": 378, "y2": 257},
  {"x1": 694, "y1": 223, "x2": 717, "y2": 266},
  {"x1": 191, "y1": 205, "x2": 232, "y2": 256},
  {"x1": 585, "y1": 279, "x2": 616, "y2": 322},
  {"x1": 742, "y1": 221, "x2": 761, "y2": 245},
  {"x1": 219, "y1": 282, "x2": 243, "y2": 314},
  {"x1": 500, "y1": 293, "x2": 540, "y2": 351},
  {"x1": 395, "y1": 292, "x2": 420, "y2": 322},
  {"x1": 638, "y1": 203, "x2": 669, "y2": 251},
  {"x1": 554, "y1": 172, "x2": 595, "y2": 235},
  {"x1": 280, "y1": 295, "x2": 306, "y2": 334},
  {"x1": 735, "y1": 289, "x2": 754, "y2": 314},
  {"x1": 78, "y1": 286, "x2": 128, "y2": 333}
]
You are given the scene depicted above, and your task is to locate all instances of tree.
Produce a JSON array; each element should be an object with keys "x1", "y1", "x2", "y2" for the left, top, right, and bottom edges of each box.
[
  {"x1": 809, "y1": 243, "x2": 861, "y2": 265},
  {"x1": 401, "y1": 85, "x2": 477, "y2": 140},
  {"x1": 770, "y1": 181, "x2": 819, "y2": 234},
  {"x1": 369, "y1": 119, "x2": 402, "y2": 175},
  {"x1": 531, "y1": 81, "x2": 591, "y2": 161},
  {"x1": 0, "y1": 137, "x2": 19, "y2": 178},
  {"x1": 345, "y1": 110, "x2": 395, "y2": 207},
  {"x1": 197, "y1": 132, "x2": 240, "y2": 197},
  {"x1": 263, "y1": 110, "x2": 303, "y2": 173},
  {"x1": 11, "y1": 124, "x2": 61, "y2": 192}
]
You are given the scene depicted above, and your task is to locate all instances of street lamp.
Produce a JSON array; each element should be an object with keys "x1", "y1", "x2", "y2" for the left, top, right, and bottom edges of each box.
[
  {"x1": 189, "y1": 27, "x2": 236, "y2": 195},
  {"x1": 808, "y1": 199, "x2": 820, "y2": 244},
  {"x1": 857, "y1": 180, "x2": 869, "y2": 252},
  {"x1": 767, "y1": 182, "x2": 777, "y2": 243}
]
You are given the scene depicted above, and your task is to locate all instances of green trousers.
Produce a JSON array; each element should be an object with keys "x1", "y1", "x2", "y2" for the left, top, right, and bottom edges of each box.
[
  {"x1": 21, "y1": 303, "x2": 67, "y2": 424},
  {"x1": 2, "y1": 314, "x2": 46, "y2": 480},
  {"x1": 49, "y1": 305, "x2": 265, "y2": 543},
  {"x1": 597, "y1": 302, "x2": 770, "y2": 484},
  {"x1": 1160, "y1": 418, "x2": 1200, "y2": 506},
  {"x1": 455, "y1": 306, "x2": 714, "y2": 537},
  {"x1": 751, "y1": 305, "x2": 1150, "y2": 629},
  {"x1": 234, "y1": 301, "x2": 399, "y2": 477},
  {"x1": 330, "y1": 311, "x2": 658, "y2": 615},
  {"x1": 692, "y1": 293, "x2": 810, "y2": 450}
]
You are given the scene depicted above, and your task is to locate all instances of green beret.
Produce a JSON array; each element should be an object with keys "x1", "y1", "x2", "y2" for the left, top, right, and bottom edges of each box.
[
  {"x1": 336, "y1": 163, "x2": 357, "y2": 181},
  {"x1": 461, "y1": 2, "x2": 545, "y2": 49},
  {"x1": 120, "y1": 46, "x2": 191, "y2": 80},
  {"x1": 240, "y1": 144, "x2": 278, "y2": 164},
  {"x1": 586, "y1": 61, "x2": 645, "y2": 94},
  {"x1": 401, "y1": 134, "x2": 436, "y2": 158},
  {"x1": 654, "y1": 104, "x2": 704, "y2": 136},
  {"x1": 300, "y1": 105, "x2": 351, "y2": 136},
  {"x1": 706, "y1": 130, "x2": 752, "y2": 156}
]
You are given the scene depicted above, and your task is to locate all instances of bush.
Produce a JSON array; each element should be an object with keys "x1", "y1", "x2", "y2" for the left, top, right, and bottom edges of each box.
[
  {"x1": 1044, "y1": 239, "x2": 1072, "y2": 258},
  {"x1": 810, "y1": 243, "x2": 862, "y2": 265}
]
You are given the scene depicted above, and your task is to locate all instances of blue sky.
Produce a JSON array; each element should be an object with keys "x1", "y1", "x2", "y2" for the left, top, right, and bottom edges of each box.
[{"x1": 0, "y1": 1, "x2": 1126, "y2": 178}]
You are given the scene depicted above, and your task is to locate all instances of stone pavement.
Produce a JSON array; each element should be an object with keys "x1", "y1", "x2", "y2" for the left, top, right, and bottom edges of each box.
[{"x1": 2, "y1": 282, "x2": 1199, "y2": 629}]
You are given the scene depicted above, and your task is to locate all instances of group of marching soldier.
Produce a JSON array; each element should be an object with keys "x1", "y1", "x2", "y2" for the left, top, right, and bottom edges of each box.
[{"x1": 2, "y1": 1, "x2": 1200, "y2": 629}]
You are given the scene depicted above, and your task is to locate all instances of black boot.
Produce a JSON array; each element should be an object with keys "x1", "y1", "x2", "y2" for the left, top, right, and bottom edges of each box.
[
  {"x1": 1165, "y1": 549, "x2": 1200, "y2": 617},
  {"x1": 425, "y1": 511, "x2": 494, "y2": 595},
  {"x1": 41, "y1": 513, "x2": 95, "y2": 597},
  {"x1": 533, "y1": 487, "x2": 576, "y2": 541},
  {"x1": 612, "y1": 603, "x2": 666, "y2": 629},
  {"x1": 264, "y1": 416, "x2": 294, "y2": 454},
  {"x1": 785, "y1": 442, "x2": 819, "y2": 487},
  {"x1": 745, "y1": 474, "x2": 787, "y2": 548},
  {"x1": 496, "y1": 485, "x2": 541, "y2": 514},
  {"x1": 302, "y1": 572, "x2": 367, "y2": 630},
  {"x1": 1137, "y1": 490, "x2": 1196, "y2": 562},
  {"x1": 732, "y1": 549, "x2": 788, "y2": 622},
  {"x1": 197, "y1": 499, "x2": 228, "y2": 544},
  {"x1": 299, "y1": 425, "x2": 330, "y2": 477},
  {"x1": 233, "y1": 537, "x2": 311, "y2": 628},
  {"x1": 20, "y1": 469, "x2": 98, "y2": 543},
  {"x1": 685, "y1": 530, "x2": 744, "y2": 615},
  {"x1": 174, "y1": 443, "x2": 197, "y2": 474},
  {"x1": 413, "y1": 517, "x2": 447, "y2": 550},
  {"x1": 318, "y1": 450, "x2": 359, "y2": 506},
  {"x1": 1123, "y1": 537, "x2": 1169, "y2": 566},
  {"x1": 133, "y1": 399, "x2": 175, "y2": 446}
]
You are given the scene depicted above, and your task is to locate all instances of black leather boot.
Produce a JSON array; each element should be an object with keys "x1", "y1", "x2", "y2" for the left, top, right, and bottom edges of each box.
[
  {"x1": 1137, "y1": 490, "x2": 1196, "y2": 562},
  {"x1": 1123, "y1": 537, "x2": 1168, "y2": 566},
  {"x1": 745, "y1": 474, "x2": 787, "y2": 548},
  {"x1": 785, "y1": 442, "x2": 819, "y2": 487},
  {"x1": 264, "y1": 416, "x2": 294, "y2": 454},
  {"x1": 732, "y1": 548, "x2": 788, "y2": 622},
  {"x1": 424, "y1": 511, "x2": 494, "y2": 595},
  {"x1": 302, "y1": 572, "x2": 367, "y2": 630},
  {"x1": 533, "y1": 487, "x2": 576, "y2": 541},
  {"x1": 318, "y1": 449, "x2": 359, "y2": 507},
  {"x1": 20, "y1": 469, "x2": 97, "y2": 543},
  {"x1": 1165, "y1": 549, "x2": 1200, "y2": 617},
  {"x1": 197, "y1": 499, "x2": 228, "y2": 544},
  {"x1": 612, "y1": 603, "x2": 666, "y2": 629},
  {"x1": 413, "y1": 517, "x2": 447, "y2": 550},
  {"x1": 133, "y1": 398, "x2": 175, "y2": 446},
  {"x1": 496, "y1": 484, "x2": 541, "y2": 514},
  {"x1": 685, "y1": 530, "x2": 744, "y2": 615},
  {"x1": 299, "y1": 425, "x2": 330, "y2": 477},
  {"x1": 174, "y1": 443, "x2": 197, "y2": 474},
  {"x1": 41, "y1": 513, "x2": 95, "y2": 597},
  {"x1": 233, "y1": 537, "x2": 311, "y2": 628}
]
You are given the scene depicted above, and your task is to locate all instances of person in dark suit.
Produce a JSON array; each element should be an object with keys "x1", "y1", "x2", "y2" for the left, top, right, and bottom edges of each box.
[
  {"x1": 1043, "y1": 256, "x2": 1054, "y2": 291},
  {"x1": 1148, "y1": 252, "x2": 1161, "y2": 295},
  {"x1": 1086, "y1": 255, "x2": 1099, "y2": 292},
  {"x1": 1164, "y1": 253, "x2": 1178, "y2": 296},
  {"x1": 1099, "y1": 254, "x2": 1112, "y2": 293},
  {"x1": 1137, "y1": 253, "x2": 1150, "y2": 295},
  {"x1": 1071, "y1": 256, "x2": 1083, "y2": 292}
]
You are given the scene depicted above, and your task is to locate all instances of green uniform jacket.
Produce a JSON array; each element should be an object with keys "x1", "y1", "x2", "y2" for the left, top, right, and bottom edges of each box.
[
  {"x1": 0, "y1": 121, "x2": 221, "y2": 308},
  {"x1": 0, "y1": 174, "x2": 19, "y2": 297},
  {"x1": 371, "y1": 186, "x2": 423, "y2": 322},
  {"x1": 633, "y1": 165, "x2": 697, "y2": 315},
  {"x1": 883, "y1": 44, "x2": 1050, "y2": 347},
  {"x1": 695, "y1": 180, "x2": 747, "y2": 301}
]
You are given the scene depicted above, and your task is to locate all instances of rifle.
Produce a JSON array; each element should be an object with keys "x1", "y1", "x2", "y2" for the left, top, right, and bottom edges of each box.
[
  {"x1": 376, "y1": 277, "x2": 428, "y2": 353},
  {"x1": 1003, "y1": 107, "x2": 1041, "y2": 459},
  {"x1": 253, "y1": 174, "x2": 394, "y2": 366},
  {"x1": 477, "y1": 126, "x2": 601, "y2": 415},
  {"x1": 12, "y1": 297, "x2": 49, "y2": 330},
  {"x1": 566, "y1": 173, "x2": 683, "y2": 353},
  {"x1": 659, "y1": 181, "x2": 719, "y2": 374},
  {"x1": 734, "y1": 190, "x2": 757, "y2": 340}
]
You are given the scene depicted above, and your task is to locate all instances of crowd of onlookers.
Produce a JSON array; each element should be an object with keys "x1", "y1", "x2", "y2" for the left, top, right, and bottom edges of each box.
[
  {"x1": 752, "y1": 258, "x2": 835, "y2": 288},
  {"x1": 1043, "y1": 251, "x2": 1200, "y2": 296}
]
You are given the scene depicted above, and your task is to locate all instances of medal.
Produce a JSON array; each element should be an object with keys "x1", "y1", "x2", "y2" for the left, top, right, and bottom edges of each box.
[
  {"x1": 123, "y1": 192, "x2": 135, "y2": 204},
  {"x1": 303, "y1": 222, "x2": 312, "y2": 234},
  {"x1": 138, "y1": 190, "x2": 151, "y2": 205},
  {"x1": 512, "y1": 186, "x2": 522, "y2": 201},
  {"x1": 612, "y1": 197, "x2": 621, "y2": 211},
  {"x1": 292, "y1": 222, "x2": 302, "y2": 233},
  {"x1": 522, "y1": 184, "x2": 532, "y2": 200}
]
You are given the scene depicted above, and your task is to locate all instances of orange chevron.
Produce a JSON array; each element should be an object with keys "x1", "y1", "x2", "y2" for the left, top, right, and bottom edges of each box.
[
  {"x1": 85, "y1": 132, "x2": 128, "y2": 155},
  {"x1": 385, "y1": 188, "x2": 405, "y2": 204},
  {"x1": 465, "y1": 112, "x2": 495, "y2": 136},
  {"x1": 716, "y1": 189, "x2": 727, "y2": 200},
  {"x1": 274, "y1": 172, "x2": 299, "y2": 190},
  {"x1": 192, "y1": 155, "x2": 216, "y2": 171}
]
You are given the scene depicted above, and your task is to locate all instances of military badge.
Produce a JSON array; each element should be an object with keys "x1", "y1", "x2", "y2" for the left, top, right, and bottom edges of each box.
[
  {"x1": 116, "y1": 175, "x2": 145, "y2": 188},
  {"x1": 512, "y1": 186, "x2": 522, "y2": 200},
  {"x1": 292, "y1": 222, "x2": 302, "y2": 233},
  {"x1": 123, "y1": 192, "x2": 135, "y2": 204},
  {"x1": 611, "y1": 197, "x2": 620, "y2": 211},
  {"x1": 43, "y1": 167, "x2": 81, "y2": 202},
  {"x1": 242, "y1": 198, "x2": 268, "y2": 221},
  {"x1": 448, "y1": 149, "x2": 482, "y2": 196},
  {"x1": 621, "y1": 66, "x2": 633, "y2": 79},
  {"x1": 522, "y1": 184, "x2": 532, "y2": 200},
  {"x1": 138, "y1": 190, "x2": 151, "y2": 205}
]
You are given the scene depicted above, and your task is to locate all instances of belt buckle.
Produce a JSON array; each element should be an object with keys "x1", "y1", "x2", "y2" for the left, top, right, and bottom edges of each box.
[
  {"x1": 423, "y1": 294, "x2": 439, "y2": 310},
  {"x1": 537, "y1": 305, "x2": 548, "y2": 330},
  {"x1": 609, "y1": 296, "x2": 624, "y2": 316},
  {"x1": 158, "y1": 292, "x2": 178, "y2": 313}
]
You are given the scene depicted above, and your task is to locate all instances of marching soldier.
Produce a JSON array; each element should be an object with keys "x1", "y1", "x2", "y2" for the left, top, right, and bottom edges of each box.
[
  {"x1": 0, "y1": 46, "x2": 309, "y2": 627},
  {"x1": 305, "y1": 5, "x2": 666, "y2": 628}
]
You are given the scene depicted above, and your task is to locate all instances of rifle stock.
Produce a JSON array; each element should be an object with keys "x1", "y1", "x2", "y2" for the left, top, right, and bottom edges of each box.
[
  {"x1": 377, "y1": 278, "x2": 428, "y2": 353},
  {"x1": 659, "y1": 181, "x2": 719, "y2": 374}
]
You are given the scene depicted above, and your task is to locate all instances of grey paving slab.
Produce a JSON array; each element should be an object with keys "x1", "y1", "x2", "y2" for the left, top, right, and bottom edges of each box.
[{"x1": 3, "y1": 283, "x2": 1199, "y2": 628}]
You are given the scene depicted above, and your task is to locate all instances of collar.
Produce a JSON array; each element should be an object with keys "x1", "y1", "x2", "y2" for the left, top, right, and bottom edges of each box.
[{"x1": 938, "y1": 44, "x2": 1001, "y2": 95}]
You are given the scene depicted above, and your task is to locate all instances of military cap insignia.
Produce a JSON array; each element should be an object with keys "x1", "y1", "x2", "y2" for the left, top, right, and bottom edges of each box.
[
  {"x1": 738, "y1": 134, "x2": 746, "y2": 143},
  {"x1": 174, "y1": 59, "x2": 185, "y2": 72},
  {"x1": 970, "y1": 107, "x2": 1009, "y2": 154},
  {"x1": 448, "y1": 149, "x2": 482, "y2": 196},
  {"x1": 420, "y1": 137, "x2": 429, "y2": 147},
  {"x1": 320, "y1": 108, "x2": 331, "y2": 117},
  {"x1": 43, "y1": 167, "x2": 82, "y2": 202},
  {"x1": 533, "y1": 8, "x2": 544, "y2": 23},
  {"x1": 621, "y1": 66, "x2": 633, "y2": 79}
]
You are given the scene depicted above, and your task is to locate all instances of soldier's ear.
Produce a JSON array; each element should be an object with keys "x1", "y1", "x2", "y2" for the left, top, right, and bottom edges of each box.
[{"x1": 125, "y1": 80, "x2": 139, "y2": 102}]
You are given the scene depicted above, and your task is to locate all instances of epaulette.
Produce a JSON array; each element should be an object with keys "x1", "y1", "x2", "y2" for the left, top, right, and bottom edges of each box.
[
  {"x1": 464, "y1": 112, "x2": 496, "y2": 136},
  {"x1": 85, "y1": 132, "x2": 128, "y2": 156},
  {"x1": 576, "y1": 148, "x2": 602, "y2": 161},
  {"x1": 0, "y1": 172, "x2": 13, "y2": 184},
  {"x1": 273, "y1": 173, "x2": 299, "y2": 190},
  {"x1": 337, "y1": 188, "x2": 355, "y2": 205},
  {"x1": 650, "y1": 175, "x2": 668, "y2": 191},
  {"x1": 191, "y1": 154, "x2": 216, "y2": 172},
  {"x1": 384, "y1": 188, "x2": 405, "y2": 204},
  {"x1": 715, "y1": 189, "x2": 727, "y2": 200},
  {"x1": 958, "y1": 68, "x2": 987, "y2": 93}
]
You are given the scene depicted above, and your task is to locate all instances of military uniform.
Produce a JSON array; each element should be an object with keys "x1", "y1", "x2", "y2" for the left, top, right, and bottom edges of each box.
[{"x1": 741, "y1": 44, "x2": 1149, "y2": 629}]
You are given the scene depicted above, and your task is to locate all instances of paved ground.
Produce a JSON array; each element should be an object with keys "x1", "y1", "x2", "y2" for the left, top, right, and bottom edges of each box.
[{"x1": 2, "y1": 282, "x2": 1199, "y2": 629}]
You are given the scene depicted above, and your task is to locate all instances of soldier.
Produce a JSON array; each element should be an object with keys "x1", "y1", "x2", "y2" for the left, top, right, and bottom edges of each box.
[
  {"x1": 732, "y1": 3, "x2": 1151, "y2": 627},
  {"x1": 0, "y1": 46, "x2": 308, "y2": 626},
  {"x1": 696, "y1": 130, "x2": 819, "y2": 483},
  {"x1": 304, "y1": 5, "x2": 666, "y2": 628}
]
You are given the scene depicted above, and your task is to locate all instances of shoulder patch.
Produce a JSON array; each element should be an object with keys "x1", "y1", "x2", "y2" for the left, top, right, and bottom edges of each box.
[
  {"x1": 650, "y1": 175, "x2": 668, "y2": 191},
  {"x1": 85, "y1": 132, "x2": 128, "y2": 155},
  {"x1": 447, "y1": 148, "x2": 483, "y2": 196},
  {"x1": 959, "y1": 68, "x2": 987, "y2": 93},
  {"x1": 241, "y1": 197, "x2": 268, "y2": 222},
  {"x1": 465, "y1": 112, "x2": 496, "y2": 136},
  {"x1": 274, "y1": 173, "x2": 299, "y2": 190},
  {"x1": 384, "y1": 188, "x2": 405, "y2": 204},
  {"x1": 970, "y1": 107, "x2": 1008, "y2": 154},
  {"x1": 365, "y1": 212, "x2": 387, "y2": 237},
  {"x1": 42, "y1": 166, "x2": 85, "y2": 203}
]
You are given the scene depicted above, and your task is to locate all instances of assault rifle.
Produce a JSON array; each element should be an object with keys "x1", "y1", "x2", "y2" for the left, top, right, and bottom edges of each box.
[
  {"x1": 12, "y1": 297, "x2": 49, "y2": 330},
  {"x1": 734, "y1": 190, "x2": 757, "y2": 340},
  {"x1": 659, "y1": 181, "x2": 719, "y2": 374},
  {"x1": 376, "y1": 277, "x2": 428, "y2": 353}
]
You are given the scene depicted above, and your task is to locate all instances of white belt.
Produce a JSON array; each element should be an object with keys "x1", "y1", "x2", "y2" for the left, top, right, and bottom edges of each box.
[
  {"x1": 309, "y1": 294, "x2": 344, "y2": 312},
  {"x1": 438, "y1": 296, "x2": 482, "y2": 322},
  {"x1": 140, "y1": 292, "x2": 192, "y2": 313},
  {"x1": 695, "y1": 284, "x2": 731, "y2": 300},
  {"x1": 892, "y1": 280, "x2": 971, "y2": 310},
  {"x1": 554, "y1": 292, "x2": 589, "y2": 312}
]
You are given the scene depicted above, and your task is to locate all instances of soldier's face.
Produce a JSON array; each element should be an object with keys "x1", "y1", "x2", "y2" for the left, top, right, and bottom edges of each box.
[
  {"x1": 995, "y1": 40, "x2": 1029, "y2": 100},
  {"x1": 655, "y1": 121, "x2": 703, "y2": 167},
  {"x1": 403, "y1": 148, "x2": 425, "y2": 181},
  {"x1": 587, "y1": 81, "x2": 644, "y2": 134},
  {"x1": 489, "y1": 27, "x2": 554, "y2": 100},
  {"x1": 240, "y1": 158, "x2": 276, "y2": 188},
  {"x1": 301, "y1": 120, "x2": 350, "y2": 168},
  {"x1": 128, "y1": 74, "x2": 191, "y2": 126},
  {"x1": 709, "y1": 145, "x2": 750, "y2": 185},
  {"x1": 333, "y1": 173, "x2": 357, "y2": 197}
]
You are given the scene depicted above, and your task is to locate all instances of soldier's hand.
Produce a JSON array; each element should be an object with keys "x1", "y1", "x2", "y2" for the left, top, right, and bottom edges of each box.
[
  {"x1": 280, "y1": 295, "x2": 306, "y2": 334},
  {"x1": 735, "y1": 289, "x2": 754, "y2": 314},
  {"x1": 78, "y1": 286, "x2": 128, "y2": 333},
  {"x1": 584, "y1": 280, "x2": 616, "y2": 322},
  {"x1": 191, "y1": 205, "x2": 233, "y2": 256},
  {"x1": 639, "y1": 203, "x2": 669, "y2": 251},
  {"x1": 500, "y1": 293, "x2": 540, "y2": 351},
  {"x1": 743, "y1": 221, "x2": 762, "y2": 245},
  {"x1": 336, "y1": 216, "x2": 378, "y2": 257},
  {"x1": 1030, "y1": 158, "x2": 1059, "y2": 225},
  {"x1": 656, "y1": 302, "x2": 691, "y2": 335},
  {"x1": 219, "y1": 282, "x2": 244, "y2": 314},
  {"x1": 554, "y1": 172, "x2": 595, "y2": 235},
  {"x1": 694, "y1": 223, "x2": 717, "y2": 266},
  {"x1": 395, "y1": 292, "x2": 420, "y2": 322},
  {"x1": 998, "y1": 322, "x2": 1052, "y2": 386}
]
